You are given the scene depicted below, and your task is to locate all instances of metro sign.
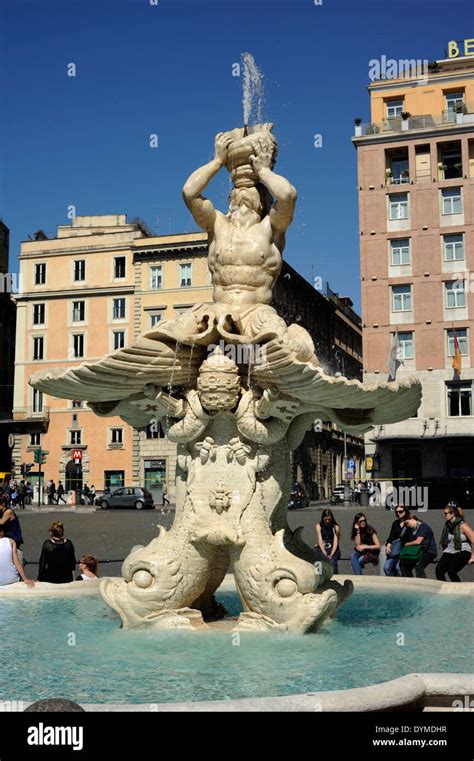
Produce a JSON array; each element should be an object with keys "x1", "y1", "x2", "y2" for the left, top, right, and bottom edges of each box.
[{"x1": 72, "y1": 449, "x2": 82, "y2": 464}]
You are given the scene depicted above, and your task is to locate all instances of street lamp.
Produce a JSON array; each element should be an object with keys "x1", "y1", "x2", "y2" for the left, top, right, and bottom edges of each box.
[{"x1": 334, "y1": 349, "x2": 351, "y2": 507}]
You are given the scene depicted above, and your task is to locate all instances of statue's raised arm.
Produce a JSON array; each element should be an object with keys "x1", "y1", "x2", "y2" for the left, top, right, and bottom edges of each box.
[
  {"x1": 182, "y1": 133, "x2": 232, "y2": 232},
  {"x1": 249, "y1": 135, "x2": 297, "y2": 233}
]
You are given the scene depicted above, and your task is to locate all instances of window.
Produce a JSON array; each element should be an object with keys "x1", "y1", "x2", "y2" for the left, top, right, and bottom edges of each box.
[
  {"x1": 145, "y1": 421, "x2": 165, "y2": 439},
  {"x1": 34, "y1": 263, "x2": 46, "y2": 285},
  {"x1": 439, "y1": 143, "x2": 462, "y2": 179},
  {"x1": 390, "y1": 155, "x2": 409, "y2": 183},
  {"x1": 113, "y1": 298, "x2": 126, "y2": 320},
  {"x1": 398, "y1": 331, "x2": 414, "y2": 359},
  {"x1": 444, "y1": 234, "x2": 464, "y2": 261},
  {"x1": 33, "y1": 336, "x2": 44, "y2": 360},
  {"x1": 74, "y1": 260, "x2": 85, "y2": 282},
  {"x1": 72, "y1": 334, "x2": 84, "y2": 358},
  {"x1": 180, "y1": 263, "x2": 192, "y2": 287},
  {"x1": 113, "y1": 331, "x2": 125, "y2": 350},
  {"x1": 110, "y1": 428, "x2": 123, "y2": 445},
  {"x1": 72, "y1": 400, "x2": 83, "y2": 408},
  {"x1": 445, "y1": 91, "x2": 464, "y2": 113},
  {"x1": 445, "y1": 281, "x2": 466, "y2": 309},
  {"x1": 33, "y1": 303, "x2": 45, "y2": 325},
  {"x1": 442, "y1": 188, "x2": 462, "y2": 215},
  {"x1": 32, "y1": 389, "x2": 43, "y2": 412},
  {"x1": 392, "y1": 285, "x2": 412, "y2": 312},
  {"x1": 104, "y1": 470, "x2": 124, "y2": 488},
  {"x1": 30, "y1": 433, "x2": 40, "y2": 447},
  {"x1": 390, "y1": 239, "x2": 410, "y2": 266},
  {"x1": 386, "y1": 99, "x2": 403, "y2": 118},
  {"x1": 149, "y1": 310, "x2": 164, "y2": 328},
  {"x1": 389, "y1": 193, "x2": 408, "y2": 220},
  {"x1": 447, "y1": 328, "x2": 468, "y2": 356},
  {"x1": 150, "y1": 266, "x2": 162, "y2": 289},
  {"x1": 72, "y1": 301, "x2": 85, "y2": 322},
  {"x1": 114, "y1": 256, "x2": 126, "y2": 279},
  {"x1": 447, "y1": 382, "x2": 471, "y2": 417},
  {"x1": 70, "y1": 430, "x2": 82, "y2": 445}
]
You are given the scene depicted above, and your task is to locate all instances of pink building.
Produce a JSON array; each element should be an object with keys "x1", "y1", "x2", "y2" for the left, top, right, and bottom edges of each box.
[{"x1": 353, "y1": 50, "x2": 474, "y2": 506}]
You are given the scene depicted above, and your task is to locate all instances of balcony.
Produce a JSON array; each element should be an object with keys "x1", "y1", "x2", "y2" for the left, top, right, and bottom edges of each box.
[
  {"x1": 355, "y1": 102, "x2": 474, "y2": 137},
  {"x1": 0, "y1": 407, "x2": 50, "y2": 433}
]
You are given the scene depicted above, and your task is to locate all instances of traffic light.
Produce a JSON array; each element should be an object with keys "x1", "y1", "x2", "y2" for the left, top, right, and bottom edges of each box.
[{"x1": 33, "y1": 449, "x2": 48, "y2": 465}]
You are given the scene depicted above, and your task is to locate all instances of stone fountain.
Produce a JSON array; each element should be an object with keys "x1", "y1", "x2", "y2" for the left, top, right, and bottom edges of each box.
[{"x1": 31, "y1": 123, "x2": 421, "y2": 634}]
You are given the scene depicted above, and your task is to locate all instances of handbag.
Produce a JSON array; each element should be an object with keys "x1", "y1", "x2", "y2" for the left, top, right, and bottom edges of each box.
[
  {"x1": 389, "y1": 538, "x2": 402, "y2": 558},
  {"x1": 399, "y1": 544, "x2": 425, "y2": 562}
]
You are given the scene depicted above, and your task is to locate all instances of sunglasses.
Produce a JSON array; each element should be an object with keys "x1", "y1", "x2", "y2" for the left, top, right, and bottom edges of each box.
[{"x1": 395, "y1": 510, "x2": 405, "y2": 515}]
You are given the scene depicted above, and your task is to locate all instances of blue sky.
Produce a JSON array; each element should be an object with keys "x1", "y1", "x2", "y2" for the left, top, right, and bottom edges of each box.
[{"x1": 1, "y1": 0, "x2": 473, "y2": 311}]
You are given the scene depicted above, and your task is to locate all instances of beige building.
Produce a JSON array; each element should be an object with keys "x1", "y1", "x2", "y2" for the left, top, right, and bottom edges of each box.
[
  {"x1": 13, "y1": 215, "x2": 145, "y2": 494},
  {"x1": 12, "y1": 218, "x2": 212, "y2": 498},
  {"x1": 353, "y1": 49, "x2": 474, "y2": 504}
]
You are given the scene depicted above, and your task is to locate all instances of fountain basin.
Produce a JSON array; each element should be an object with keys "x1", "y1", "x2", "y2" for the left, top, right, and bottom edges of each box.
[{"x1": 1, "y1": 576, "x2": 472, "y2": 710}]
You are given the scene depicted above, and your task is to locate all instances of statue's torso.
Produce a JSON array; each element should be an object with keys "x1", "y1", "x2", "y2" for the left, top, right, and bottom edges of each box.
[{"x1": 209, "y1": 215, "x2": 282, "y2": 306}]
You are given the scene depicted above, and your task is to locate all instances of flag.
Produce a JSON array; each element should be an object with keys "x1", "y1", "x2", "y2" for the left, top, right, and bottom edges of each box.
[
  {"x1": 452, "y1": 328, "x2": 462, "y2": 376},
  {"x1": 387, "y1": 330, "x2": 404, "y2": 381}
]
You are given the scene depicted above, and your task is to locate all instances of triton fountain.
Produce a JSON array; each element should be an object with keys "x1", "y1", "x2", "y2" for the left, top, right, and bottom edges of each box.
[{"x1": 30, "y1": 119, "x2": 421, "y2": 634}]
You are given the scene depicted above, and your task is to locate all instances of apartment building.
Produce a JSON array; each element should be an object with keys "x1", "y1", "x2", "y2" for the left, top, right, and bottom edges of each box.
[
  {"x1": 12, "y1": 215, "x2": 145, "y2": 492},
  {"x1": 353, "y1": 47, "x2": 474, "y2": 501}
]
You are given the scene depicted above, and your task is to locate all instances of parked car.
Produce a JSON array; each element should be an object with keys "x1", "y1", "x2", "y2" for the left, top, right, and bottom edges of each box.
[
  {"x1": 288, "y1": 482, "x2": 310, "y2": 510},
  {"x1": 96, "y1": 487, "x2": 154, "y2": 510},
  {"x1": 330, "y1": 485, "x2": 353, "y2": 505}
]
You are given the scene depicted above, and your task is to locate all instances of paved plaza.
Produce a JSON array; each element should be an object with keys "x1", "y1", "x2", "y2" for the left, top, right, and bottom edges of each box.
[{"x1": 18, "y1": 504, "x2": 474, "y2": 582}]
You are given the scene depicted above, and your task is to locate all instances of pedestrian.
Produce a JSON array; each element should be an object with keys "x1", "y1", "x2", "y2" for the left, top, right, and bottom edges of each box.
[
  {"x1": 0, "y1": 526, "x2": 35, "y2": 587},
  {"x1": 162, "y1": 482, "x2": 170, "y2": 506},
  {"x1": 25, "y1": 482, "x2": 33, "y2": 505},
  {"x1": 17, "y1": 480, "x2": 26, "y2": 509},
  {"x1": 399, "y1": 513, "x2": 437, "y2": 578},
  {"x1": 56, "y1": 480, "x2": 66, "y2": 505},
  {"x1": 351, "y1": 512, "x2": 380, "y2": 574},
  {"x1": 47, "y1": 480, "x2": 56, "y2": 505},
  {"x1": 82, "y1": 483, "x2": 91, "y2": 505},
  {"x1": 76, "y1": 555, "x2": 99, "y2": 581},
  {"x1": 435, "y1": 504, "x2": 474, "y2": 582},
  {"x1": 0, "y1": 500, "x2": 24, "y2": 562},
  {"x1": 89, "y1": 485, "x2": 96, "y2": 504},
  {"x1": 383, "y1": 505, "x2": 408, "y2": 576},
  {"x1": 314, "y1": 508, "x2": 341, "y2": 573},
  {"x1": 38, "y1": 521, "x2": 76, "y2": 584}
]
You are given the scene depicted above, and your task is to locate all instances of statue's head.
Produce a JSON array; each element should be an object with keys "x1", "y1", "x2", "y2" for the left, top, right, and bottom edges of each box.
[
  {"x1": 197, "y1": 350, "x2": 240, "y2": 411},
  {"x1": 229, "y1": 183, "x2": 272, "y2": 218}
]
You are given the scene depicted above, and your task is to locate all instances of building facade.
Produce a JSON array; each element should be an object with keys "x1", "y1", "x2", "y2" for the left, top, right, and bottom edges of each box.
[
  {"x1": 0, "y1": 222, "x2": 17, "y2": 475},
  {"x1": 13, "y1": 215, "x2": 146, "y2": 493},
  {"x1": 353, "y1": 49, "x2": 474, "y2": 503}
]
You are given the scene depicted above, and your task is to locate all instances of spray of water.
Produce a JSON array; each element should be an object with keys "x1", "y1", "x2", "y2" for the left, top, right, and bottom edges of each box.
[{"x1": 242, "y1": 52, "x2": 265, "y2": 125}]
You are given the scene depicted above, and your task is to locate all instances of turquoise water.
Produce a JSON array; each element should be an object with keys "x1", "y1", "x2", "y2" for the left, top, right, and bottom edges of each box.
[{"x1": 2, "y1": 590, "x2": 471, "y2": 704}]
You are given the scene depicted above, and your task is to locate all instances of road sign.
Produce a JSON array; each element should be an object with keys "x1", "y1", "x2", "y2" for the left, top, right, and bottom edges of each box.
[
  {"x1": 72, "y1": 449, "x2": 82, "y2": 464},
  {"x1": 346, "y1": 472, "x2": 354, "y2": 480},
  {"x1": 348, "y1": 458, "x2": 355, "y2": 471}
]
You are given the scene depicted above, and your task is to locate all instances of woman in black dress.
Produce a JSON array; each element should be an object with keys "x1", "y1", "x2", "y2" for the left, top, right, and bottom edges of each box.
[
  {"x1": 38, "y1": 521, "x2": 76, "y2": 583},
  {"x1": 315, "y1": 508, "x2": 341, "y2": 573}
]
